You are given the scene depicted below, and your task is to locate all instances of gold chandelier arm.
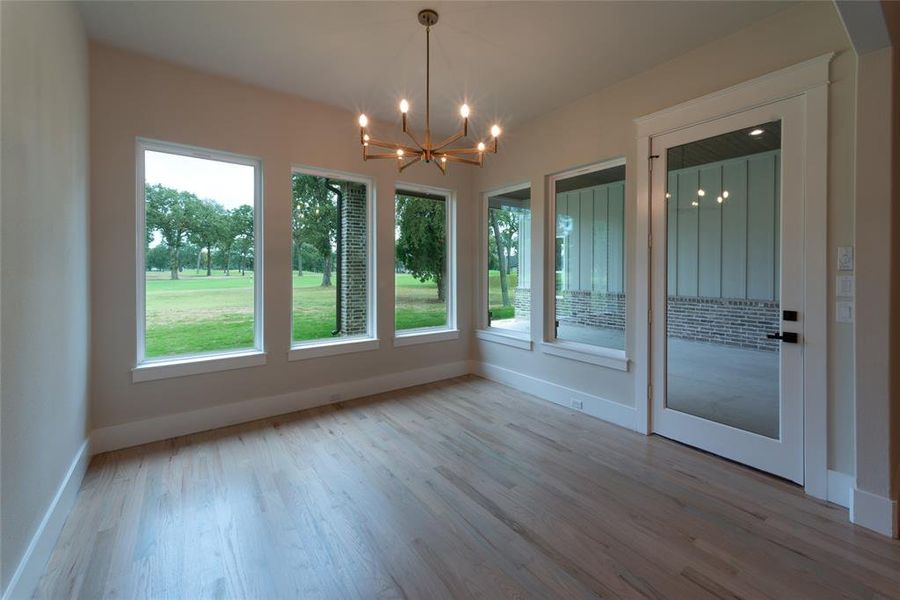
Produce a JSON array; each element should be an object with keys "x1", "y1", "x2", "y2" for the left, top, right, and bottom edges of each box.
[
  {"x1": 365, "y1": 152, "x2": 404, "y2": 160},
  {"x1": 434, "y1": 159, "x2": 446, "y2": 175},
  {"x1": 398, "y1": 156, "x2": 422, "y2": 172},
  {"x1": 404, "y1": 127, "x2": 424, "y2": 150},
  {"x1": 440, "y1": 153, "x2": 483, "y2": 167},
  {"x1": 431, "y1": 127, "x2": 467, "y2": 152},
  {"x1": 365, "y1": 137, "x2": 422, "y2": 154},
  {"x1": 440, "y1": 146, "x2": 485, "y2": 156}
]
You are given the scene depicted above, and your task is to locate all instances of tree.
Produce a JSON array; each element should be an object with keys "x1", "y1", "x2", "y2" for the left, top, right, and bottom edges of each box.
[
  {"x1": 229, "y1": 205, "x2": 254, "y2": 275},
  {"x1": 145, "y1": 184, "x2": 199, "y2": 279},
  {"x1": 188, "y1": 200, "x2": 226, "y2": 276},
  {"x1": 396, "y1": 195, "x2": 446, "y2": 301},
  {"x1": 219, "y1": 205, "x2": 253, "y2": 275},
  {"x1": 292, "y1": 174, "x2": 338, "y2": 286},
  {"x1": 489, "y1": 209, "x2": 510, "y2": 306}
]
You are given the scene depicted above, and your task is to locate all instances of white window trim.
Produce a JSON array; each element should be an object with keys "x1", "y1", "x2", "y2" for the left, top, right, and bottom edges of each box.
[
  {"x1": 540, "y1": 340, "x2": 628, "y2": 371},
  {"x1": 475, "y1": 328, "x2": 533, "y2": 351},
  {"x1": 288, "y1": 337, "x2": 379, "y2": 360},
  {"x1": 134, "y1": 138, "x2": 264, "y2": 380},
  {"x1": 393, "y1": 181, "x2": 458, "y2": 340},
  {"x1": 544, "y1": 157, "x2": 628, "y2": 365},
  {"x1": 480, "y1": 181, "x2": 532, "y2": 336},
  {"x1": 288, "y1": 165, "x2": 378, "y2": 356},
  {"x1": 394, "y1": 328, "x2": 460, "y2": 347},
  {"x1": 133, "y1": 350, "x2": 267, "y2": 383}
]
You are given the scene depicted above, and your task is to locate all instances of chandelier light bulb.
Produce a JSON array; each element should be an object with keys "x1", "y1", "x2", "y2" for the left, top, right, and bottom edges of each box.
[
  {"x1": 441, "y1": 156, "x2": 447, "y2": 163},
  {"x1": 491, "y1": 125, "x2": 501, "y2": 137},
  {"x1": 691, "y1": 200, "x2": 699, "y2": 207},
  {"x1": 665, "y1": 192, "x2": 671, "y2": 199},
  {"x1": 717, "y1": 196, "x2": 724, "y2": 204},
  {"x1": 460, "y1": 104, "x2": 470, "y2": 118},
  {"x1": 697, "y1": 188, "x2": 706, "y2": 197},
  {"x1": 396, "y1": 148, "x2": 404, "y2": 157},
  {"x1": 477, "y1": 142, "x2": 486, "y2": 152},
  {"x1": 400, "y1": 99, "x2": 409, "y2": 113},
  {"x1": 722, "y1": 190, "x2": 729, "y2": 199},
  {"x1": 358, "y1": 114, "x2": 368, "y2": 128}
]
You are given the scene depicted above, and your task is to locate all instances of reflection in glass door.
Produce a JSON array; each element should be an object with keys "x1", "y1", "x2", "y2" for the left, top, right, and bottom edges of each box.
[{"x1": 665, "y1": 121, "x2": 782, "y2": 438}]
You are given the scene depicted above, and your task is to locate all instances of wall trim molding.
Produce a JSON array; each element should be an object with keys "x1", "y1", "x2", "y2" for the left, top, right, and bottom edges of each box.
[
  {"x1": 92, "y1": 361, "x2": 470, "y2": 454},
  {"x1": 826, "y1": 469, "x2": 854, "y2": 509},
  {"x1": 2, "y1": 439, "x2": 92, "y2": 600},
  {"x1": 851, "y1": 487, "x2": 899, "y2": 538},
  {"x1": 471, "y1": 361, "x2": 638, "y2": 431}
]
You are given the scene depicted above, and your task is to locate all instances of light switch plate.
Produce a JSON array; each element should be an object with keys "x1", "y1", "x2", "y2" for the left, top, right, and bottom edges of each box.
[
  {"x1": 837, "y1": 246, "x2": 854, "y2": 271},
  {"x1": 836, "y1": 301, "x2": 854, "y2": 323},
  {"x1": 837, "y1": 275, "x2": 855, "y2": 297}
]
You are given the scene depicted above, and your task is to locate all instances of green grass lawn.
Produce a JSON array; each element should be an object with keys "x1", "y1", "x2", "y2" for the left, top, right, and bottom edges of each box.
[
  {"x1": 144, "y1": 269, "x2": 450, "y2": 358},
  {"x1": 488, "y1": 270, "x2": 519, "y2": 321}
]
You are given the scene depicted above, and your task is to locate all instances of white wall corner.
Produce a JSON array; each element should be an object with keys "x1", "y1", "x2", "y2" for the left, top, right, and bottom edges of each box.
[
  {"x1": 850, "y1": 487, "x2": 899, "y2": 538},
  {"x1": 825, "y1": 469, "x2": 855, "y2": 509},
  {"x1": 471, "y1": 361, "x2": 638, "y2": 432},
  {"x1": 92, "y1": 361, "x2": 472, "y2": 454},
  {"x1": 2, "y1": 438, "x2": 92, "y2": 600}
]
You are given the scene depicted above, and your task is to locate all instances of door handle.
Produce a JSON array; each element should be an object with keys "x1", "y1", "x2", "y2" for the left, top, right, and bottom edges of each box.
[{"x1": 766, "y1": 332, "x2": 798, "y2": 343}]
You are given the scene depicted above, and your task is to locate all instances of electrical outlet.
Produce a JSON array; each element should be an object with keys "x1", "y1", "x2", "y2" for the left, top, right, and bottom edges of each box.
[{"x1": 571, "y1": 399, "x2": 584, "y2": 410}]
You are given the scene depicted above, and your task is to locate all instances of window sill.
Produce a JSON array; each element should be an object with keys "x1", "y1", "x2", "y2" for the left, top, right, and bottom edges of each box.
[
  {"x1": 540, "y1": 341, "x2": 629, "y2": 371},
  {"x1": 394, "y1": 328, "x2": 460, "y2": 347},
  {"x1": 288, "y1": 337, "x2": 379, "y2": 361},
  {"x1": 475, "y1": 329, "x2": 533, "y2": 350},
  {"x1": 133, "y1": 350, "x2": 267, "y2": 383}
]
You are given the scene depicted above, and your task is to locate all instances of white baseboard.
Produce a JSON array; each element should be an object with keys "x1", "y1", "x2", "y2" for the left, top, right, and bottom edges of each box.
[
  {"x1": 2, "y1": 438, "x2": 91, "y2": 600},
  {"x1": 92, "y1": 361, "x2": 471, "y2": 454},
  {"x1": 851, "y1": 487, "x2": 898, "y2": 538},
  {"x1": 826, "y1": 469, "x2": 854, "y2": 509},
  {"x1": 471, "y1": 361, "x2": 637, "y2": 431}
]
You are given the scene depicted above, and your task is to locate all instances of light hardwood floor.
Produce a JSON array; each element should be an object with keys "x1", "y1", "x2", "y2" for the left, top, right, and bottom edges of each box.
[{"x1": 36, "y1": 376, "x2": 900, "y2": 599}]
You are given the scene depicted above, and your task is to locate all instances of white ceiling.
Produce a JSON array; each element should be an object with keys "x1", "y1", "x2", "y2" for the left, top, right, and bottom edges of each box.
[{"x1": 77, "y1": 1, "x2": 794, "y2": 136}]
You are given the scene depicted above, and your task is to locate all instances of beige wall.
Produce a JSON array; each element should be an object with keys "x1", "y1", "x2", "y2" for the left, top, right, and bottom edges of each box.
[
  {"x1": 89, "y1": 44, "x2": 476, "y2": 431},
  {"x1": 470, "y1": 2, "x2": 858, "y2": 474},
  {"x1": 0, "y1": 0, "x2": 90, "y2": 591}
]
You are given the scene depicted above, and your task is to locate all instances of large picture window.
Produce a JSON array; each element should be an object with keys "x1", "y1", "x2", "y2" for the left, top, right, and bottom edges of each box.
[
  {"x1": 486, "y1": 186, "x2": 531, "y2": 334},
  {"x1": 291, "y1": 168, "x2": 373, "y2": 348},
  {"x1": 551, "y1": 159, "x2": 626, "y2": 351},
  {"x1": 394, "y1": 187, "x2": 455, "y2": 335},
  {"x1": 138, "y1": 140, "x2": 262, "y2": 363}
]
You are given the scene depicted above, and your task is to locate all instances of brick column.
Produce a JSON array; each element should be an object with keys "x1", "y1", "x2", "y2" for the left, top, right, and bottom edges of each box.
[{"x1": 339, "y1": 182, "x2": 368, "y2": 336}]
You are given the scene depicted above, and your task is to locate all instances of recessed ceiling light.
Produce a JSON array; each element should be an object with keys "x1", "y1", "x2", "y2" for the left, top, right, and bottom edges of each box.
[{"x1": 749, "y1": 128, "x2": 764, "y2": 136}]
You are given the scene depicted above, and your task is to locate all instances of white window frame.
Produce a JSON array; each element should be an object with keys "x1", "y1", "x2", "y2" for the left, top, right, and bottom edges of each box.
[
  {"x1": 393, "y1": 182, "x2": 459, "y2": 346},
  {"x1": 133, "y1": 138, "x2": 265, "y2": 383},
  {"x1": 476, "y1": 181, "x2": 533, "y2": 349},
  {"x1": 544, "y1": 157, "x2": 629, "y2": 371},
  {"x1": 288, "y1": 165, "x2": 378, "y2": 361}
]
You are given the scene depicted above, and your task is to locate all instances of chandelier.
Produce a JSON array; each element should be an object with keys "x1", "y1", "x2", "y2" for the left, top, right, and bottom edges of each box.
[{"x1": 357, "y1": 9, "x2": 501, "y2": 174}]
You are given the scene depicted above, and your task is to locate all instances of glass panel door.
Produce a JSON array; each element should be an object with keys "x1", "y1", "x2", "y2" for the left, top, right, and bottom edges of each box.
[
  {"x1": 665, "y1": 121, "x2": 782, "y2": 438},
  {"x1": 649, "y1": 96, "x2": 805, "y2": 484}
]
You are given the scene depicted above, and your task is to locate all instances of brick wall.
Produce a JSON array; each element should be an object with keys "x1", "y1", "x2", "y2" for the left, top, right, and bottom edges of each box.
[
  {"x1": 666, "y1": 296, "x2": 779, "y2": 351},
  {"x1": 339, "y1": 182, "x2": 368, "y2": 336},
  {"x1": 556, "y1": 291, "x2": 626, "y2": 331},
  {"x1": 513, "y1": 286, "x2": 531, "y2": 320}
]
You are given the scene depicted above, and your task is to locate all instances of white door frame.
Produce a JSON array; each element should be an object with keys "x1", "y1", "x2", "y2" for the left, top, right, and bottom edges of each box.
[{"x1": 633, "y1": 54, "x2": 832, "y2": 499}]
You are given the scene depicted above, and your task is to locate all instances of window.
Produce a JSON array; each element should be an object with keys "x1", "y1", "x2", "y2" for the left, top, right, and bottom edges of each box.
[
  {"x1": 291, "y1": 168, "x2": 374, "y2": 350},
  {"x1": 137, "y1": 140, "x2": 262, "y2": 366},
  {"x1": 394, "y1": 186, "x2": 455, "y2": 337},
  {"x1": 551, "y1": 159, "x2": 626, "y2": 351},
  {"x1": 485, "y1": 186, "x2": 531, "y2": 334}
]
